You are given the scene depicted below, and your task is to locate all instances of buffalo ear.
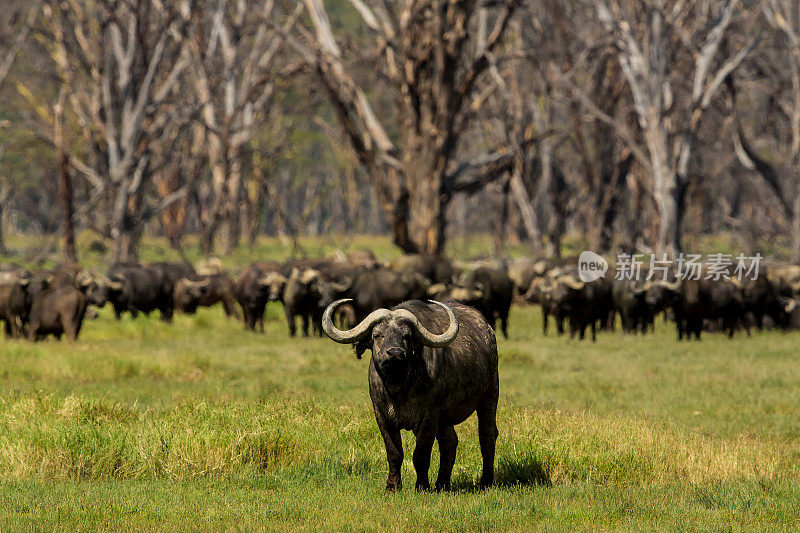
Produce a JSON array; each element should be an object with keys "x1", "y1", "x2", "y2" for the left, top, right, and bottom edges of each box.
[{"x1": 353, "y1": 339, "x2": 371, "y2": 359}]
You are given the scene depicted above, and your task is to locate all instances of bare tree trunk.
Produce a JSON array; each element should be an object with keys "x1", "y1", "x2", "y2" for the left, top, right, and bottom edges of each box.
[
  {"x1": 645, "y1": 124, "x2": 682, "y2": 257},
  {"x1": 509, "y1": 154, "x2": 544, "y2": 256},
  {"x1": 297, "y1": 0, "x2": 519, "y2": 256},
  {"x1": 111, "y1": 191, "x2": 143, "y2": 263},
  {"x1": 0, "y1": 192, "x2": 7, "y2": 255},
  {"x1": 115, "y1": 228, "x2": 142, "y2": 264},
  {"x1": 492, "y1": 178, "x2": 510, "y2": 256},
  {"x1": 59, "y1": 151, "x2": 77, "y2": 262},
  {"x1": 791, "y1": 183, "x2": 800, "y2": 263},
  {"x1": 199, "y1": 218, "x2": 218, "y2": 256},
  {"x1": 404, "y1": 146, "x2": 447, "y2": 254}
]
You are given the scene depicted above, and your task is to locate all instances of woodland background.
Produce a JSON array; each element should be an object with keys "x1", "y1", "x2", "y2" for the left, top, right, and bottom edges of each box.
[{"x1": 0, "y1": 0, "x2": 797, "y2": 262}]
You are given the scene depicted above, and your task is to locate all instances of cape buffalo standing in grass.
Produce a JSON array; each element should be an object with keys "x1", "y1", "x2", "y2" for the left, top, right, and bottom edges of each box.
[{"x1": 322, "y1": 299, "x2": 499, "y2": 492}]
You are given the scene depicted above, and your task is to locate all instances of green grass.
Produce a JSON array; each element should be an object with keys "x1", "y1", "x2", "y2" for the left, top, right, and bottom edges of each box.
[
  {"x1": 1, "y1": 233, "x2": 800, "y2": 530},
  {"x1": 1, "y1": 302, "x2": 800, "y2": 530}
]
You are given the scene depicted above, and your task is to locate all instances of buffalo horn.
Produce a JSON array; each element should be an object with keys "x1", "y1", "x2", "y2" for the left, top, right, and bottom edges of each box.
[
  {"x1": 322, "y1": 299, "x2": 392, "y2": 343},
  {"x1": 393, "y1": 300, "x2": 459, "y2": 347},
  {"x1": 558, "y1": 275, "x2": 585, "y2": 290}
]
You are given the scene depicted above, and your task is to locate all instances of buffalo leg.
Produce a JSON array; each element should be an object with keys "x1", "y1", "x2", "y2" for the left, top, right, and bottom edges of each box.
[
  {"x1": 71, "y1": 308, "x2": 86, "y2": 341},
  {"x1": 412, "y1": 424, "x2": 436, "y2": 491},
  {"x1": 222, "y1": 297, "x2": 235, "y2": 317},
  {"x1": 500, "y1": 313, "x2": 509, "y2": 339},
  {"x1": 27, "y1": 320, "x2": 39, "y2": 342},
  {"x1": 542, "y1": 309, "x2": 549, "y2": 336},
  {"x1": 257, "y1": 305, "x2": 265, "y2": 333},
  {"x1": 477, "y1": 392, "x2": 499, "y2": 488},
  {"x1": 435, "y1": 425, "x2": 458, "y2": 491},
  {"x1": 63, "y1": 317, "x2": 76, "y2": 342},
  {"x1": 285, "y1": 308, "x2": 297, "y2": 337},
  {"x1": 8, "y1": 316, "x2": 20, "y2": 338},
  {"x1": 375, "y1": 413, "x2": 403, "y2": 492},
  {"x1": 301, "y1": 313, "x2": 310, "y2": 337}
]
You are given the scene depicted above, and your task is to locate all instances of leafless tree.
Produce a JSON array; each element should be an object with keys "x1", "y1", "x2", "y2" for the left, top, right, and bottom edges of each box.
[
  {"x1": 190, "y1": 0, "x2": 299, "y2": 254},
  {"x1": 596, "y1": 0, "x2": 758, "y2": 257},
  {"x1": 21, "y1": 0, "x2": 198, "y2": 262},
  {"x1": 729, "y1": 1, "x2": 800, "y2": 260},
  {"x1": 0, "y1": 0, "x2": 43, "y2": 254},
  {"x1": 289, "y1": 0, "x2": 522, "y2": 254}
]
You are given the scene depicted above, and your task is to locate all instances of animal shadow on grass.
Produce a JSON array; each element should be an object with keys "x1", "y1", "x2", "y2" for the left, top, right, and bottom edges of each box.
[{"x1": 450, "y1": 454, "x2": 552, "y2": 492}]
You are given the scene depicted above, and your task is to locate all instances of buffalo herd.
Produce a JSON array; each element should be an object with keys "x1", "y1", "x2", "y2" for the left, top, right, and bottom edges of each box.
[{"x1": 1, "y1": 251, "x2": 800, "y2": 343}]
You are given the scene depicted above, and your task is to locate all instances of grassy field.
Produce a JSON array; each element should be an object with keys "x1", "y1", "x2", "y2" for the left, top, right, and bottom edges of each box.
[{"x1": 1, "y1": 234, "x2": 800, "y2": 530}]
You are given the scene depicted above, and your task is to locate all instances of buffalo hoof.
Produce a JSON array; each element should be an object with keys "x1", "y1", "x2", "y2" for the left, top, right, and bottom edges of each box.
[
  {"x1": 385, "y1": 480, "x2": 402, "y2": 493},
  {"x1": 414, "y1": 481, "x2": 431, "y2": 492}
]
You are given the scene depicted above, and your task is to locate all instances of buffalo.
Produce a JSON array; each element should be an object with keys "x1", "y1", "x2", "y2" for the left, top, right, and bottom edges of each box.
[
  {"x1": 507, "y1": 258, "x2": 549, "y2": 298},
  {"x1": 283, "y1": 268, "x2": 323, "y2": 337},
  {"x1": 460, "y1": 267, "x2": 514, "y2": 338},
  {"x1": 174, "y1": 274, "x2": 239, "y2": 317},
  {"x1": 613, "y1": 274, "x2": 657, "y2": 334},
  {"x1": 322, "y1": 298, "x2": 498, "y2": 492},
  {"x1": 742, "y1": 275, "x2": 788, "y2": 330},
  {"x1": 106, "y1": 264, "x2": 175, "y2": 321},
  {"x1": 525, "y1": 275, "x2": 565, "y2": 336},
  {"x1": 533, "y1": 269, "x2": 613, "y2": 341},
  {"x1": 0, "y1": 269, "x2": 32, "y2": 338},
  {"x1": 235, "y1": 262, "x2": 284, "y2": 332},
  {"x1": 0, "y1": 268, "x2": 53, "y2": 337},
  {"x1": 647, "y1": 276, "x2": 745, "y2": 340},
  {"x1": 343, "y1": 268, "x2": 431, "y2": 323},
  {"x1": 27, "y1": 284, "x2": 90, "y2": 341},
  {"x1": 391, "y1": 254, "x2": 454, "y2": 284}
]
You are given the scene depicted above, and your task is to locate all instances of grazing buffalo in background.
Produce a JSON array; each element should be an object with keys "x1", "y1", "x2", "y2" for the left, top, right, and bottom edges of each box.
[
  {"x1": 652, "y1": 275, "x2": 745, "y2": 340},
  {"x1": 0, "y1": 269, "x2": 32, "y2": 338},
  {"x1": 283, "y1": 268, "x2": 323, "y2": 337},
  {"x1": 106, "y1": 264, "x2": 175, "y2": 321},
  {"x1": 346, "y1": 268, "x2": 431, "y2": 322},
  {"x1": 322, "y1": 299, "x2": 498, "y2": 492},
  {"x1": 766, "y1": 263, "x2": 800, "y2": 297},
  {"x1": 344, "y1": 249, "x2": 379, "y2": 269},
  {"x1": 426, "y1": 283, "x2": 484, "y2": 310},
  {"x1": 0, "y1": 268, "x2": 54, "y2": 337},
  {"x1": 149, "y1": 261, "x2": 196, "y2": 285},
  {"x1": 460, "y1": 267, "x2": 514, "y2": 338},
  {"x1": 27, "y1": 282, "x2": 95, "y2": 341},
  {"x1": 525, "y1": 275, "x2": 565, "y2": 336},
  {"x1": 613, "y1": 274, "x2": 657, "y2": 334},
  {"x1": 235, "y1": 262, "x2": 284, "y2": 332},
  {"x1": 174, "y1": 274, "x2": 240, "y2": 317},
  {"x1": 507, "y1": 258, "x2": 549, "y2": 298},
  {"x1": 742, "y1": 275, "x2": 788, "y2": 330},
  {"x1": 390, "y1": 254, "x2": 454, "y2": 284},
  {"x1": 535, "y1": 269, "x2": 613, "y2": 341}
]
